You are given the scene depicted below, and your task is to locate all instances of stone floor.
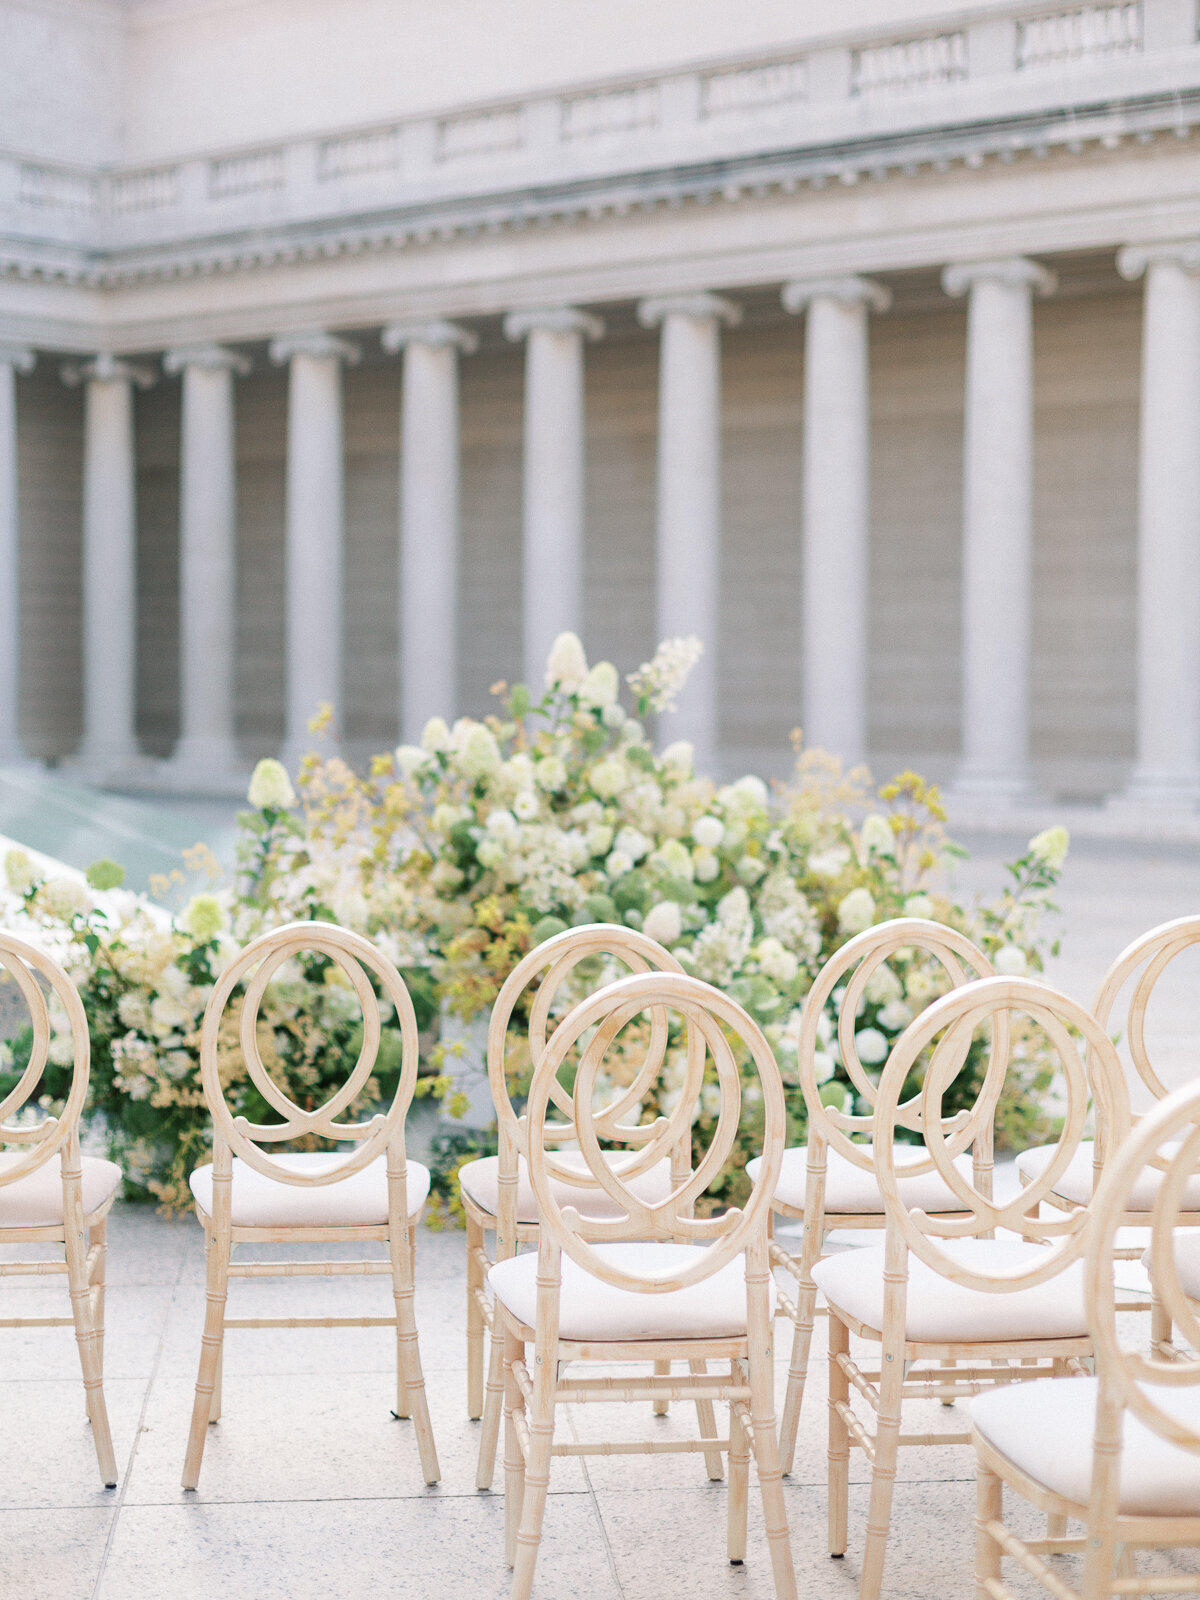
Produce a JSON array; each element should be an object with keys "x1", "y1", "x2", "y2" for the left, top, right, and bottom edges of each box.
[{"x1": 3, "y1": 834, "x2": 1200, "y2": 1599}]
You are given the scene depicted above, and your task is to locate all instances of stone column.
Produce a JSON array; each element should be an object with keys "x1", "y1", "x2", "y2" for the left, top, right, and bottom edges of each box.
[
  {"x1": 62, "y1": 353, "x2": 156, "y2": 777},
  {"x1": 381, "y1": 319, "x2": 478, "y2": 742},
  {"x1": 0, "y1": 344, "x2": 35, "y2": 765},
  {"x1": 503, "y1": 307, "x2": 603, "y2": 693},
  {"x1": 943, "y1": 258, "x2": 1056, "y2": 797},
  {"x1": 637, "y1": 292, "x2": 741, "y2": 772},
  {"x1": 1116, "y1": 241, "x2": 1200, "y2": 804},
  {"x1": 269, "y1": 332, "x2": 360, "y2": 770},
  {"x1": 163, "y1": 344, "x2": 250, "y2": 785},
  {"x1": 782, "y1": 277, "x2": 891, "y2": 768}
]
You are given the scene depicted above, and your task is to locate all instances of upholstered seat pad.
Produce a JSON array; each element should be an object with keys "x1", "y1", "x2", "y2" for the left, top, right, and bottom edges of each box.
[
  {"x1": 488, "y1": 1242, "x2": 777, "y2": 1341},
  {"x1": 746, "y1": 1143, "x2": 974, "y2": 1215},
  {"x1": 1016, "y1": 1140, "x2": 1200, "y2": 1212},
  {"x1": 458, "y1": 1152, "x2": 674, "y2": 1224},
  {"x1": 0, "y1": 1152, "x2": 123, "y2": 1228},
  {"x1": 189, "y1": 1153, "x2": 431, "y2": 1227},
  {"x1": 972, "y1": 1375, "x2": 1200, "y2": 1516},
  {"x1": 813, "y1": 1238, "x2": 1089, "y2": 1343},
  {"x1": 1141, "y1": 1229, "x2": 1200, "y2": 1300}
]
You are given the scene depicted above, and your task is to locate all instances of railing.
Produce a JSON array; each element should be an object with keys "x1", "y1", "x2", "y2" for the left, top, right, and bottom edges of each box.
[{"x1": 1018, "y1": 3, "x2": 1143, "y2": 67}]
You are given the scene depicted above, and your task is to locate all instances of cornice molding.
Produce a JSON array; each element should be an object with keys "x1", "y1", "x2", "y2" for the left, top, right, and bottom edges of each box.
[
  {"x1": 941, "y1": 255, "x2": 1058, "y2": 297},
  {"x1": 781, "y1": 275, "x2": 892, "y2": 314}
]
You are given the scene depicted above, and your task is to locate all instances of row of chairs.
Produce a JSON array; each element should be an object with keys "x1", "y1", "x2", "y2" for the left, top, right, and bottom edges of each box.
[{"x1": 4, "y1": 912, "x2": 1200, "y2": 1600}]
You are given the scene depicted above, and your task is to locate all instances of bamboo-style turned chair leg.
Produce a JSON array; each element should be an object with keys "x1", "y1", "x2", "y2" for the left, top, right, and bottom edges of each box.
[
  {"x1": 390, "y1": 1225, "x2": 440, "y2": 1485},
  {"x1": 511, "y1": 1340, "x2": 555, "y2": 1600},
  {"x1": 727, "y1": 1361, "x2": 750, "y2": 1564},
  {"x1": 1151, "y1": 1292, "x2": 1172, "y2": 1360},
  {"x1": 859, "y1": 1345, "x2": 905, "y2": 1600},
  {"x1": 690, "y1": 1359, "x2": 725, "y2": 1481},
  {"x1": 652, "y1": 1357, "x2": 670, "y2": 1416},
  {"x1": 90, "y1": 1216, "x2": 108, "y2": 1382},
  {"x1": 467, "y1": 1211, "x2": 486, "y2": 1421},
  {"x1": 65, "y1": 1205, "x2": 118, "y2": 1487},
  {"x1": 209, "y1": 1343, "x2": 224, "y2": 1423},
  {"x1": 182, "y1": 1225, "x2": 231, "y2": 1490},
  {"x1": 477, "y1": 1323, "x2": 506, "y2": 1490},
  {"x1": 748, "y1": 1344, "x2": 799, "y2": 1600},
  {"x1": 1044, "y1": 1359, "x2": 1069, "y2": 1541},
  {"x1": 779, "y1": 1264, "x2": 819, "y2": 1474},
  {"x1": 828, "y1": 1312, "x2": 850, "y2": 1557},
  {"x1": 974, "y1": 1461, "x2": 1003, "y2": 1600},
  {"x1": 503, "y1": 1325, "x2": 525, "y2": 1569}
]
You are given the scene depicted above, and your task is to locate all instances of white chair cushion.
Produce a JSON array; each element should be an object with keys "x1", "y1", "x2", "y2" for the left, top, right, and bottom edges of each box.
[
  {"x1": 488, "y1": 1241, "x2": 778, "y2": 1341},
  {"x1": 813, "y1": 1237, "x2": 1089, "y2": 1342},
  {"x1": 1017, "y1": 1140, "x2": 1200, "y2": 1212},
  {"x1": 0, "y1": 1152, "x2": 122, "y2": 1228},
  {"x1": 1141, "y1": 1229, "x2": 1200, "y2": 1299},
  {"x1": 747, "y1": 1143, "x2": 974, "y2": 1215},
  {"x1": 971, "y1": 1375, "x2": 1200, "y2": 1516},
  {"x1": 189, "y1": 1152, "x2": 431, "y2": 1228},
  {"x1": 458, "y1": 1151, "x2": 674, "y2": 1224}
]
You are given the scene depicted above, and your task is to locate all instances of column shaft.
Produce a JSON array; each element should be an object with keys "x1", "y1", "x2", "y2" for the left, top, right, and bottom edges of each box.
[
  {"x1": 1126, "y1": 252, "x2": 1200, "y2": 798},
  {"x1": 639, "y1": 294, "x2": 739, "y2": 771},
  {"x1": 168, "y1": 349, "x2": 246, "y2": 776},
  {"x1": 944, "y1": 258, "x2": 1054, "y2": 796},
  {"x1": 0, "y1": 348, "x2": 34, "y2": 763}
]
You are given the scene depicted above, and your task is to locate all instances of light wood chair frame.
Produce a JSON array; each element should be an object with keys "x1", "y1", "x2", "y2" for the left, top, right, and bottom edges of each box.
[
  {"x1": 465, "y1": 922, "x2": 711, "y2": 1491},
  {"x1": 976, "y1": 1075, "x2": 1200, "y2": 1600},
  {"x1": 182, "y1": 919, "x2": 439, "y2": 1490},
  {"x1": 766, "y1": 916, "x2": 999, "y2": 1471},
  {"x1": 496, "y1": 968, "x2": 797, "y2": 1600},
  {"x1": 1028, "y1": 916, "x2": 1200, "y2": 1352},
  {"x1": 823, "y1": 975, "x2": 1131, "y2": 1600},
  {"x1": 0, "y1": 930, "x2": 118, "y2": 1487}
]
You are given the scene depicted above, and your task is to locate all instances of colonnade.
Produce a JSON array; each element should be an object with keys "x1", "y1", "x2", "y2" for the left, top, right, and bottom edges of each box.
[{"x1": 2, "y1": 240, "x2": 1200, "y2": 799}]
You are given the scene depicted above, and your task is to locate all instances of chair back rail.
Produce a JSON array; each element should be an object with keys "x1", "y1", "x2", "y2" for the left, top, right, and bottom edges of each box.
[{"x1": 0, "y1": 931, "x2": 91, "y2": 1185}]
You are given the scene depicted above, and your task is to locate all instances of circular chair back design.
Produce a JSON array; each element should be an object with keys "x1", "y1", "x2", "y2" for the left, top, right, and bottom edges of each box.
[
  {"x1": 0, "y1": 931, "x2": 90, "y2": 1187},
  {"x1": 526, "y1": 969, "x2": 786, "y2": 1293},
  {"x1": 198, "y1": 919, "x2": 420, "y2": 1186},
  {"x1": 796, "y1": 917, "x2": 1003, "y2": 1186},
  {"x1": 876, "y1": 975, "x2": 1131, "y2": 1292},
  {"x1": 1093, "y1": 913, "x2": 1200, "y2": 1114}
]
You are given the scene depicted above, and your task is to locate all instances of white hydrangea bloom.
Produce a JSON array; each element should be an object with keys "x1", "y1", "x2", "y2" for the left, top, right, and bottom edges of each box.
[
  {"x1": 904, "y1": 893, "x2": 935, "y2": 919},
  {"x1": 614, "y1": 827, "x2": 650, "y2": 863},
  {"x1": 590, "y1": 756, "x2": 630, "y2": 799},
  {"x1": 809, "y1": 845, "x2": 851, "y2": 879},
  {"x1": 605, "y1": 849, "x2": 634, "y2": 879},
  {"x1": 535, "y1": 757, "x2": 567, "y2": 792},
  {"x1": 394, "y1": 744, "x2": 431, "y2": 779},
  {"x1": 660, "y1": 740, "x2": 694, "y2": 775},
  {"x1": 485, "y1": 809, "x2": 519, "y2": 839},
  {"x1": 247, "y1": 758, "x2": 296, "y2": 810},
  {"x1": 579, "y1": 661, "x2": 620, "y2": 707},
  {"x1": 643, "y1": 900, "x2": 682, "y2": 946},
  {"x1": 4, "y1": 848, "x2": 37, "y2": 895},
  {"x1": 626, "y1": 637, "x2": 703, "y2": 713},
  {"x1": 717, "y1": 886, "x2": 751, "y2": 928},
  {"x1": 854, "y1": 1027, "x2": 889, "y2": 1066},
  {"x1": 994, "y1": 944, "x2": 1028, "y2": 976},
  {"x1": 737, "y1": 856, "x2": 767, "y2": 886},
  {"x1": 693, "y1": 815, "x2": 724, "y2": 850},
  {"x1": 813, "y1": 1050, "x2": 837, "y2": 1085},
  {"x1": 602, "y1": 702, "x2": 627, "y2": 728},
  {"x1": 878, "y1": 999, "x2": 914, "y2": 1031},
  {"x1": 40, "y1": 878, "x2": 93, "y2": 921},
  {"x1": 693, "y1": 849, "x2": 720, "y2": 883},
  {"x1": 756, "y1": 937, "x2": 798, "y2": 987},
  {"x1": 457, "y1": 724, "x2": 502, "y2": 780},
  {"x1": 586, "y1": 824, "x2": 614, "y2": 858},
  {"x1": 757, "y1": 871, "x2": 821, "y2": 959},
  {"x1": 513, "y1": 789, "x2": 540, "y2": 821},
  {"x1": 1028, "y1": 826, "x2": 1070, "y2": 872},
  {"x1": 858, "y1": 813, "x2": 894, "y2": 859},
  {"x1": 837, "y1": 887, "x2": 876, "y2": 936},
  {"x1": 864, "y1": 965, "x2": 903, "y2": 1005},
  {"x1": 691, "y1": 913, "x2": 753, "y2": 987},
  {"x1": 420, "y1": 716, "x2": 453, "y2": 754},
  {"x1": 545, "y1": 631, "x2": 589, "y2": 692}
]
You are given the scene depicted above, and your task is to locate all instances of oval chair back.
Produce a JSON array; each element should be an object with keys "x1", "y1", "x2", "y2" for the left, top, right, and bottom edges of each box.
[
  {"x1": 0, "y1": 930, "x2": 91, "y2": 1188},
  {"x1": 1093, "y1": 914, "x2": 1200, "y2": 1113}
]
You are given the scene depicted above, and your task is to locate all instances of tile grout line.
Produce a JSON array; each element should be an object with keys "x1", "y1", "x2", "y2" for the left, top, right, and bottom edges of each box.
[
  {"x1": 89, "y1": 1246, "x2": 190, "y2": 1600},
  {"x1": 569, "y1": 1406, "x2": 628, "y2": 1600}
]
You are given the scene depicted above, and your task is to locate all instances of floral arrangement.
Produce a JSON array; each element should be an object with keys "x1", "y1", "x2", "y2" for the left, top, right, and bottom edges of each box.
[{"x1": 0, "y1": 632, "x2": 1067, "y2": 1216}]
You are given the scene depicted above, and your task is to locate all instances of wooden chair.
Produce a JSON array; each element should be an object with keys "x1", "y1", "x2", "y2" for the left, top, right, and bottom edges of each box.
[
  {"x1": 974, "y1": 1073, "x2": 1200, "y2": 1600},
  {"x1": 182, "y1": 920, "x2": 439, "y2": 1490},
  {"x1": 461, "y1": 922, "x2": 695, "y2": 1491},
  {"x1": 0, "y1": 930, "x2": 120, "y2": 1487},
  {"x1": 815, "y1": 974, "x2": 1130, "y2": 1600},
  {"x1": 493, "y1": 968, "x2": 797, "y2": 1600},
  {"x1": 1017, "y1": 915, "x2": 1200, "y2": 1350},
  {"x1": 748, "y1": 916, "x2": 997, "y2": 1471}
]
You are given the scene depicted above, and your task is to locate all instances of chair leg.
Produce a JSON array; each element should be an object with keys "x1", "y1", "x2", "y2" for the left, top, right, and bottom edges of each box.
[
  {"x1": 828, "y1": 1311, "x2": 850, "y2": 1557},
  {"x1": 652, "y1": 1357, "x2": 670, "y2": 1416},
  {"x1": 690, "y1": 1358, "x2": 724, "y2": 1481},
  {"x1": 859, "y1": 1344, "x2": 904, "y2": 1600},
  {"x1": 779, "y1": 1269, "x2": 818, "y2": 1475},
  {"x1": 476, "y1": 1315, "x2": 506, "y2": 1490},
  {"x1": 749, "y1": 1346, "x2": 799, "y2": 1600},
  {"x1": 1045, "y1": 1359, "x2": 1068, "y2": 1540},
  {"x1": 390, "y1": 1223, "x2": 440, "y2": 1485},
  {"x1": 209, "y1": 1343, "x2": 223, "y2": 1423},
  {"x1": 1151, "y1": 1292, "x2": 1171, "y2": 1360},
  {"x1": 975, "y1": 1460, "x2": 1002, "y2": 1600},
  {"x1": 467, "y1": 1211, "x2": 486, "y2": 1420},
  {"x1": 65, "y1": 1212, "x2": 117, "y2": 1487},
  {"x1": 511, "y1": 1337, "x2": 556, "y2": 1600},
  {"x1": 728, "y1": 1364, "x2": 750, "y2": 1563},
  {"x1": 89, "y1": 1216, "x2": 108, "y2": 1382},
  {"x1": 503, "y1": 1324, "x2": 526, "y2": 1569},
  {"x1": 183, "y1": 1223, "x2": 231, "y2": 1490}
]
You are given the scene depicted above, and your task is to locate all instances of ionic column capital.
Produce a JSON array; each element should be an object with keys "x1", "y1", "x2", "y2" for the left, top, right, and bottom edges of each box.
[
  {"x1": 782, "y1": 276, "x2": 891, "y2": 315},
  {"x1": 269, "y1": 330, "x2": 361, "y2": 366},
  {"x1": 1117, "y1": 239, "x2": 1200, "y2": 281},
  {"x1": 61, "y1": 353, "x2": 156, "y2": 389},
  {"x1": 503, "y1": 306, "x2": 604, "y2": 342},
  {"x1": 0, "y1": 344, "x2": 35, "y2": 374},
  {"x1": 382, "y1": 318, "x2": 479, "y2": 355},
  {"x1": 942, "y1": 257, "x2": 1057, "y2": 299},
  {"x1": 163, "y1": 343, "x2": 252, "y2": 377},
  {"x1": 637, "y1": 292, "x2": 741, "y2": 329}
]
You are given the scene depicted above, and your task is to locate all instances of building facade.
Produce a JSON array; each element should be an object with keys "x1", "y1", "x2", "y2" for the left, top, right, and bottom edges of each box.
[{"x1": 2, "y1": 0, "x2": 1200, "y2": 815}]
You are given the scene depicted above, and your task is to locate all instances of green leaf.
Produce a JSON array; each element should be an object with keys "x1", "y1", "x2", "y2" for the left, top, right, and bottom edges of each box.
[{"x1": 508, "y1": 683, "x2": 531, "y2": 719}]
